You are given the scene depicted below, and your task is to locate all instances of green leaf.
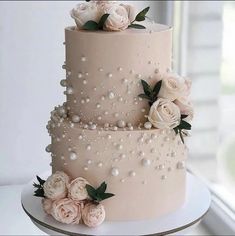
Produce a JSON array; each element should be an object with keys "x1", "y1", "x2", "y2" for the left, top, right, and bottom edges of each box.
[
  {"x1": 83, "y1": 21, "x2": 99, "y2": 31},
  {"x1": 99, "y1": 192, "x2": 115, "y2": 201},
  {"x1": 138, "y1": 94, "x2": 151, "y2": 100},
  {"x1": 86, "y1": 184, "x2": 97, "y2": 200},
  {"x1": 34, "y1": 188, "x2": 45, "y2": 198},
  {"x1": 36, "y1": 176, "x2": 45, "y2": 185},
  {"x1": 98, "y1": 14, "x2": 109, "y2": 29},
  {"x1": 173, "y1": 127, "x2": 179, "y2": 135},
  {"x1": 141, "y1": 80, "x2": 152, "y2": 96},
  {"x1": 181, "y1": 114, "x2": 188, "y2": 120},
  {"x1": 153, "y1": 80, "x2": 162, "y2": 98},
  {"x1": 135, "y1": 7, "x2": 150, "y2": 22},
  {"x1": 128, "y1": 24, "x2": 146, "y2": 29},
  {"x1": 179, "y1": 120, "x2": 191, "y2": 130},
  {"x1": 96, "y1": 182, "x2": 107, "y2": 194}
]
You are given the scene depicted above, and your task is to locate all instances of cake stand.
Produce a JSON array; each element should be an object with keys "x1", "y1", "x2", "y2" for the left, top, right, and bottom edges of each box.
[{"x1": 21, "y1": 172, "x2": 211, "y2": 236}]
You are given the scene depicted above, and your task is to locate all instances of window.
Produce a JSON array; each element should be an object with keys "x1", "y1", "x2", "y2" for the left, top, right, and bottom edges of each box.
[{"x1": 172, "y1": 1, "x2": 235, "y2": 233}]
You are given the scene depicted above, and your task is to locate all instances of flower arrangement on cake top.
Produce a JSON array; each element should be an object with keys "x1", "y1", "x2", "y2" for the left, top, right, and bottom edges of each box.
[
  {"x1": 71, "y1": 0, "x2": 150, "y2": 31},
  {"x1": 33, "y1": 172, "x2": 115, "y2": 227},
  {"x1": 139, "y1": 74, "x2": 193, "y2": 143}
]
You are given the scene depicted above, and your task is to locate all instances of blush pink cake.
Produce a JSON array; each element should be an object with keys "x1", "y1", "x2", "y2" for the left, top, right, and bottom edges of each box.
[{"x1": 35, "y1": 1, "x2": 193, "y2": 227}]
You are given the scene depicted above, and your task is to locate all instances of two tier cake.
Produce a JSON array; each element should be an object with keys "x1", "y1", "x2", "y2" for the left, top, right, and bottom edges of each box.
[{"x1": 33, "y1": 1, "x2": 193, "y2": 228}]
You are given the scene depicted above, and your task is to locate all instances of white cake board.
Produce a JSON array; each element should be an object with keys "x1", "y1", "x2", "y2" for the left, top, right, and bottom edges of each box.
[{"x1": 21, "y1": 172, "x2": 211, "y2": 236}]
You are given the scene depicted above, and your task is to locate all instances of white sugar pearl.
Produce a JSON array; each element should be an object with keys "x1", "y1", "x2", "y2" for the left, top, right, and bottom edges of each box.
[
  {"x1": 78, "y1": 73, "x2": 83, "y2": 78},
  {"x1": 60, "y1": 79, "x2": 67, "y2": 87},
  {"x1": 107, "y1": 134, "x2": 112, "y2": 139},
  {"x1": 120, "y1": 154, "x2": 126, "y2": 159},
  {"x1": 57, "y1": 107, "x2": 66, "y2": 116},
  {"x1": 66, "y1": 87, "x2": 73, "y2": 95},
  {"x1": 144, "y1": 122, "x2": 152, "y2": 129},
  {"x1": 177, "y1": 161, "x2": 185, "y2": 169},
  {"x1": 111, "y1": 167, "x2": 119, "y2": 177},
  {"x1": 81, "y1": 99, "x2": 85, "y2": 104},
  {"x1": 117, "y1": 120, "x2": 126, "y2": 128},
  {"x1": 99, "y1": 68, "x2": 103, "y2": 72},
  {"x1": 141, "y1": 108, "x2": 146, "y2": 113},
  {"x1": 118, "y1": 67, "x2": 123, "y2": 71},
  {"x1": 72, "y1": 115, "x2": 80, "y2": 123},
  {"x1": 141, "y1": 158, "x2": 151, "y2": 167},
  {"x1": 136, "y1": 74, "x2": 142, "y2": 79},
  {"x1": 165, "y1": 137, "x2": 170, "y2": 142},
  {"x1": 107, "y1": 73, "x2": 113, "y2": 78},
  {"x1": 108, "y1": 91, "x2": 115, "y2": 99},
  {"x1": 97, "y1": 116, "x2": 102, "y2": 121},
  {"x1": 69, "y1": 152, "x2": 77, "y2": 161},
  {"x1": 90, "y1": 124, "x2": 97, "y2": 130},
  {"x1": 86, "y1": 145, "x2": 91, "y2": 151},
  {"x1": 83, "y1": 79, "x2": 87, "y2": 85},
  {"x1": 98, "y1": 162, "x2": 103, "y2": 167},
  {"x1": 159, "y1": 164, "x2": 165, "y2": 170},
  {"x1": 117, "y1": 144, "x2": 123, "y2": 150},
  {"x1": 129, "y1": 171, "x2": 136, "y2": 177},
  {"x1": 84, "y1": 166, "x2": 88, "y2": 171},
  {"x1": 96, "y1": 103, "x2": 101, "y2": 109},
  {"x1": 81, "y1": 56, "x2": 87, "y2": 62},
  {"x1": 78, "y1": 135, "x2": 83, "y2": 140},
  {"x1": 45, "y1": 144, "x2": 51, "y2": 153}
]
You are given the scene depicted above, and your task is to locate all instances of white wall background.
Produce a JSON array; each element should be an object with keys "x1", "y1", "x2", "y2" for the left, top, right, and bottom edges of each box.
[{"x1": 0, "y1": 1, "x2": 162, "y2": 185}]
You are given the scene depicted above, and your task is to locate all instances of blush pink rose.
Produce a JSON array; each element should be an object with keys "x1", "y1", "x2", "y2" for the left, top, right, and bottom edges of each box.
[
  {"x1": 51, "y1": 198, "x2": 82, "y2": 225},
  {"x1": 103, "y1": 3, "x2": 130, "y2": 31},
  {"x1": 42, "y1": 198, "x2": 53, "y2": 215},
  {"x1": 43, "y1": 171, "x2": 70, "y2": 200},
  {"x1": 68, "y1": 177, "x2": 90, "y2": 201},
  {"x1": 82, "y1": 203, "x2": 105, "y2": 227},
  {"x1": 174, "y1": 97, "x2": 194, "y2": 122},
  {"x1": 158, "y1": 74, "x2": 191, "y2": 101},
  {"x1": 148, "y1": 98, "x2": 181, "y2": 129}
]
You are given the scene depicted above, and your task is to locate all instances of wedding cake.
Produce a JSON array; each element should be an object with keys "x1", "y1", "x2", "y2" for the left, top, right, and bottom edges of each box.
[{"x1": 33, "y1": 1, "x2": 193, "y2": 228}]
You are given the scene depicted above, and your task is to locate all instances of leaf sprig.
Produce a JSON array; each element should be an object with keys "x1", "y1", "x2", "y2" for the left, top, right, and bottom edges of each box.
[
  {"x1": 138, "y1": 79, "x2": 162, "y2": 106},
  {"x1": 86, "y1": 182, "x2": 115, "y2": 204},
  {"x1": 129, "y1": 7, "x2": 150, "y2": 29},
  {"x1": 83, "y1": 14, "x2": 110, "y2": 31},
  {"x1": 174, "y1": 115, "x2": 192, "y2": 144},
  {"x1": 33, "y1": 176, "x2": 46, "y2": 198}
]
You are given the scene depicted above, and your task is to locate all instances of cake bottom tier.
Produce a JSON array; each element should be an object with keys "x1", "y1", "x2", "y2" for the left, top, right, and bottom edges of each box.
[{"x1": 49, "y1": 120, "x2": 187, "y2": 221}]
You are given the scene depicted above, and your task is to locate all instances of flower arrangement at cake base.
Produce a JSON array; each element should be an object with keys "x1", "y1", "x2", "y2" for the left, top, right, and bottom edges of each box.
[{"x1": 33, "y1": 171, "x2": 115, "y2": 227}]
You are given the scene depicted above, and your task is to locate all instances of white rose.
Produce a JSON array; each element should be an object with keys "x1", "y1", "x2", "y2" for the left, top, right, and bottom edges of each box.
[
  {"x1": 51, "y1": 198, "x2": 81, "y2": 224},
  {"x1": 68, "y1": 177, "x2": 90, "y2": 201},
  {"x1": 120, "y1": 4, "x2": 137, "y2": 23},
  {"x1": 103, "y1": 4, "x2": 130, "y2": 31},
  {"x1": 158, "y1": 74, "x2": 189, "y2": 101},
  {"x1": 43, "y1": 171, "x2": 70, "y2": 200},
  {"x1": 42, "y1": 198, "x2": 53, "y2": 215},
  {"x1": 175, "y1": 97, "x2": 194, "y2": 122},
  {"x1": 70, "y1": 2, "x2": 101, "y2": 29},
  {"x1": 148, "y1": 98, "x2": 181, "y2": 129},
  {"x1": 82, "y1": 203, "x2": 105, "y2": 227}
]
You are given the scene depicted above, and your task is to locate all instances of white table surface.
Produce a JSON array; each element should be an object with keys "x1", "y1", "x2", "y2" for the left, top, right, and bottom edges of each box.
[{"x1": 0, "y1": 185, "x2": 46, "y2": 235}]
